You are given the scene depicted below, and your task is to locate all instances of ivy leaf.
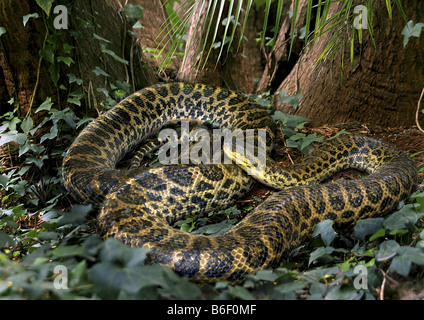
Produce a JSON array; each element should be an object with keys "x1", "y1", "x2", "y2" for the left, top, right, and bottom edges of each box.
[
  {"x1": 63, "y1": 43, "x2": 75, "y2": 54},
  {"x1": 23, "y1": 13, "x2": 39, "y2": 27},
  {"x1": 401, "y1": 20, "x2": 424, "y2": 47},
  {"x1": 0, "y1": 131, "x2": 27, "y2": 146},
  {"x1": 92, "y1": 66, "x2": 110, "y2": 77},
  {"x1": 48, "y1": 63, "x2": 60, "y2": 86},
  {"x1": 100, "y1": 44, "x2": 129, "y2": 65},
  {"x1": 398, "y1": 246, "x2": 424, "y2": 266},
  {"x1": 36, "y1": 0, "x2": 55, "y2": 16},
  {"x1": 353, "y1": 217, "x2": 384, "y2": 240},
  {"x1": 40, "y1": 45, "x2": 55, "y2": 64},
  {"x1": 132, "y1": 21, "x2": 143, "y2": 29},
  {"x1": 313, "y1": 220, "x2": 336, "y2": 246},
  {"x1": 57, "y1": 56, "x2": 74, "y2": 66},
  {"x1": 376, "y1": 240, "x2": 399, "y2": 261},
  {"x1": 21, "y1": 116, "x2": 33, "y2": 135},
  {"x1": 36, "y1": 98, "x2": 54, "y2": 113},
  {"x1": 383, "y1": 204, "x2": 418, "y2": 231},
  {"x1": 40, "y1": 124, "x2": 58, "y2": 143},
  {"x1": 0, "y1": 27, "x2": 6, "y2": 37},
  {"x1": 66, "y1": 73, "x2": 83, "y2": 85},
  {"x1": 93, "y1": 33, "x2": 111, "y2": 43},
  {"x1": 57, "y1": 204, "x2": 91, "y2": 226},
  {"x1": 278, "y1": 90, "x2": 303, "y2": 108},
  {"x1": 123, "y1": 4, "x2": 143, "y2": 19},
  {"x1": 67, "y1": 97, "x2": 81, "y2": 106},
  {"x1": 390, "y1": 254, "x2": 411, "y2": 277},
  {"x1": 87, "y1": 239, "x2": 157, "y2": 299},
  {"x1": 389, "y1": 247, "x2": 424, "y2": 277},
  {"x1": 0, "y1": 174, "x2": 9, "y2": 188},
  {"x1": 0, "y1": 231, "x2": 14, "y2": 247},
  {"x1": 52, "y1": 245, "x2": 84, "y2": 258},
  {"x1": 309, "y1": 246, "x2": 335, "y2": 266}
]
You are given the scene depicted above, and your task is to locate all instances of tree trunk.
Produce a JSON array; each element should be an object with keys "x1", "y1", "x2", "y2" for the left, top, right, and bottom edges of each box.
[
  {"x1": 177, "y1": 1, "x2": 263, "y2": 92},
  {"x1": 134, "y1": 0, "x2": 180, "y2": 70},
  {"x1": 275, "y1": 0, "x2": 424, "y2": 127},
  {"x1": 0, "y1": 1, "x2": 56, "y2": 121},
  {"x1": 0, "y1": 0, "x2": 157, "y2": 121},
  {"x1": 71, "y1": 0, "x2": 157, "y2": 113}
]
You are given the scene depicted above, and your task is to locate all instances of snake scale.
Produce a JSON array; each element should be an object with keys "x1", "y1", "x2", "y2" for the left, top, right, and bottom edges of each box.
[{"x1": 62, "y1": 83, "x2": 419, "y2": 283}]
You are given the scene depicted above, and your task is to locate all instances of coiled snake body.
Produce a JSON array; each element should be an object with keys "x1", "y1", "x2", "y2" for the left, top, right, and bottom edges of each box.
[{"x1": 62, "y1": 83, "x2": 418, "y2": 282}]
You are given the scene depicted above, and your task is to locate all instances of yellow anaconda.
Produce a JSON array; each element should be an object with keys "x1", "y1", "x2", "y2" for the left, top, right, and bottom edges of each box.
[{"x1": 62, "y1": 83, "x2": 419, "y2": 282}]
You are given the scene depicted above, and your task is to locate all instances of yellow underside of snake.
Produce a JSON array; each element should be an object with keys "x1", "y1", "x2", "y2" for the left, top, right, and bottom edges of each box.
[{"x1": 62, "y1": 83, "x2": 418, "y2": 283}]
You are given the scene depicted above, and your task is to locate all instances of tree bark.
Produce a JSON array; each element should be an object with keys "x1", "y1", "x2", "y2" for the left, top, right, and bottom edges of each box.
[
  {"x1": 275, "y1": 0, "x2": 424, "y2": 127},
  {"x1": 135, "y1": 0, "x2": 180, "y2": 70},
  {"x1": 177, "y1": 1, "x2": 263, "y2": 93},
  {"x1": 0, "y1": 0, "x2": 157, "y2": 121},
  {"x1": 0, "y1": 1, "x2": 55, "y2": 121},
  {"x1": 71, "y1": 0, "x2": 157, "y2": 113}
]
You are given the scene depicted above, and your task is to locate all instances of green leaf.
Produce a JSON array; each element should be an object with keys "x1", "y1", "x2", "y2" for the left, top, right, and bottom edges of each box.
[
  {"x1": 38, "y1": 124, "x2": 57, "y2": 143},
  {"x1": 0, "y1": 27, "x2": 6, "y2": 37},
  {"x1": 132, "y1": 21, "x2": 143, "y2": 29},
  {"x1": 21, "y1": 117, "x2": 33, "y2": 135},
  {"x1": 63, "y1": 43, "x2": 75, "y2": 54},
  {"x1": 0, "y1": 231, "x2": 13, "y2": 247},
  {"x1": 376, "y1": 240, "x2": 399, "y2": 261},
  {"x1": 93, "y1": 33, "x2": 111, "y2": 43},
  {"x1": 383, "y1": 204, "x2": 418, "y2": 231},
  {"x1": 0, "y1": 131, "x2": 27, "y2": 146},
  {"x1": 224, "y1": 284, "x2": 256, "y2": 300},
  {"x1": 23, "y1": 13, "x2": 39, "y2": 27},
  {"x1": 87, "y1": 239, "x2": 156, "y2": 299},
  {"x1": 66, "y1": 73, "x2": 83, "y2": 85},
  {"x1": 278, "y1": 91, "x2": 303, "y2": 108},
  {"x1": 401, "y1": 20, "x2": 424, "y2": 47},
  {"x1": 313, "y1": 220, "x2": 336, "y2": 246},
  {"x1": 0, "y1": 174, "x2": 9, "y2": 188},
  {"x1": 274, "y1": 280, "x2": 306, "y2": 294},
  {"x1": 309, "y1": 246, "x2": 334, "y2": 266},
  {"x1": 398, "y1": 246, "x2": 424, "y2": 266},
  {"x1": 390, "y1": 254, "x2": 411, "y2": 277},
  {"x1": 192, "y1": 219, "x2": 238, "y2": 236},
  {"x1": 57, "y1": 56, "x2": 74, "y2": 66},
  {"x1": 369, "y1": 227, "x2": 386, "y2": 241},
  {"x1": 48, "y1": 63, "x2": 60, "y2": 86},
  {"x1": 324, "y1": 285, "x2": 363, "y2": 300},
  {"x1": 70, "y1": 260, "x2": 87, "y2": 287},
  {"x1": 27, "y1": 155, "x2": 48, "y2": 169},
  {"x1": 57, "y1": 204, "x2": 91, "y2": 226},
  {"x1": 36, "y1": 98, "x2": 53, "y2": 113},
  {"x1": 389, "y1": 247, "x2": 424, "y2": 277},
  {"x1": 52, "y1": 245, "x2": 84, "y2": 258},
  {"x1": 67, "y1": 97, "x2": 81, "y2": 106},
  {"x1": 40, "y1": 45, "x2": 55, "y2": 64},
  {"x1": 92, "y1": 66, "x2": 109, "y2": 77},
  {"x1": 36, "y1": 0, "x2": 55, "y2": 16},
  {"x1": 249, "y1": 269, "x2": 280, "y2": 282},
  {"x1": 100, "y1": 44, "x2": 129, "y2": 65},
  {"x1": 353, "y1": 217, "x2": 384, "y2": 240},
  {"x1": 123, "y1": 4, "x2": 143, "y2": 19}
]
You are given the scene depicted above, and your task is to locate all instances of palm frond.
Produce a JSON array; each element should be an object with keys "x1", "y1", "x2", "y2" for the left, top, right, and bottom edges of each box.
[{"x1": 156, "y1": 0, "x2": 407, "y2": 76}]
